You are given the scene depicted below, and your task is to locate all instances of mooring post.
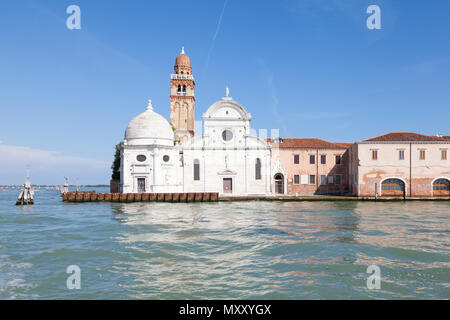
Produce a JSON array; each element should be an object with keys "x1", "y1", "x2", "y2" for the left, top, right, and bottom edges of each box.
[{"x1": 375, "y1": 183, "x2": 378, "y2": 200}]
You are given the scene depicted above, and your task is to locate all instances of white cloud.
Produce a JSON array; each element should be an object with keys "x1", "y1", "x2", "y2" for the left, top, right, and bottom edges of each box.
[{"x1": 0, "y1": 144, "x2": 110, "y2": 185}]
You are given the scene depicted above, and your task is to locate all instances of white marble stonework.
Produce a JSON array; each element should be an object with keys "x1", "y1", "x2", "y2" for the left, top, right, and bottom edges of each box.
[
  {"x1": 121, "y1": 100, "x2": 182, "y2": 193},
  {"x1": 182, "y1": 95, "x2": 272, "y2": 196}
]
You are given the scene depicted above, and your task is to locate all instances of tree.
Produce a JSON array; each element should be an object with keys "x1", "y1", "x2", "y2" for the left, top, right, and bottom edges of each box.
[
  {"x1": 111, "y1": 143, "x2": 122, "y2": 181},
  {"x1": 171, "y1": 123, "x2": 180, "y2": 145}
]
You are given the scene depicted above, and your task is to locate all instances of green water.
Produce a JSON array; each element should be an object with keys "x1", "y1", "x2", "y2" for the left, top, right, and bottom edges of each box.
[{"x1": 0, "y1": 188, "x2": 449, "y2": 299}]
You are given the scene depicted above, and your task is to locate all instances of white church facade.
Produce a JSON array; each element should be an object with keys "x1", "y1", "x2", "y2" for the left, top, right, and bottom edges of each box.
[
  {"x1": 182, "y1": 95, "x2": 271, "y2": 195},
  {"x1": 120, "y1": 48, "x2": 272, "y2": 196}
]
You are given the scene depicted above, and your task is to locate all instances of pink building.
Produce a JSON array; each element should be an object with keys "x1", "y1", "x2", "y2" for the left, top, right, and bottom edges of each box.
[
  {"x1": 269, "y1": 138, "x2": 350, "y2": 195},
  {"x1": 348, "y1": 132, "x2": 450, "y2": 197}
]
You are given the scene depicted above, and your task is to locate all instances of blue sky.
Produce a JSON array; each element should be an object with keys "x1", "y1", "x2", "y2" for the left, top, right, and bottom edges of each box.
[{"x1": 0, "y1": 0, "x2": 449, "y2": 184}]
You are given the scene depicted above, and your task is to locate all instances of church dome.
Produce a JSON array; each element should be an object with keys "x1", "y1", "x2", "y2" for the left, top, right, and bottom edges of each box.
[{"x1": 125, "y1": 100, "x2": 174, "y2": 146}]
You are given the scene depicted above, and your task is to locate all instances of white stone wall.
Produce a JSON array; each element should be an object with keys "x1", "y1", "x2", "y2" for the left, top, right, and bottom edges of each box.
[{"x1": 121, "y1": 144, "x2": 182, "y2": 193}]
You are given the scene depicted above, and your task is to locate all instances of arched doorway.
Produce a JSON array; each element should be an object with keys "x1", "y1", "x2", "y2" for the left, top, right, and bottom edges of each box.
[
  {"x1": 381, "y1": 178, "x2": 405, "y2": 197},
  {"x1": 433, "y1": 178, "x2": 450, "y2": 197},
  {"x1": 274, "y1": 173, "x2": 284, "y2": 194}
]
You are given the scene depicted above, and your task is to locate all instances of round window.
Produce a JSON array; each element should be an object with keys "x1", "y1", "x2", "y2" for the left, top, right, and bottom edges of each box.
[
  {"x1": 222, "y1": 130, "x2": 233, "y2": 142},
  {"x1": 136, "y1": 155, "x2": 146, "y2": 162},
  {"x1": 163, "y1": 155, "x2": 170, "y2": 162}
]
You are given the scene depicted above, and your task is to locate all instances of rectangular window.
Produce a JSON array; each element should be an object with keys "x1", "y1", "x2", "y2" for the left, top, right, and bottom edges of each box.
[
  {"x1": 301, "y1": 175, "x2": 308, "y2": 184},
  {"x1": 399, "y1": 150, "x2": 405, "y2": 160},
  {"x1": 442, "y1": 150, "x2": 447, "y2": 160},
  {"x1": 320, "y1": 155, "x2": 326, "y2": 164},
  {"x1": 309, "y1": 175, "x2": 316, "y2": 185},
  {"x1": 328, "y1": 176, "x2": 334, "y2": 184},
  {"x1": 294, "y1": 175, "x2": 300, "y2": 184},
  {"x1": 335, "y1": 155, "x2": 342, "y2": 165},
  {"x1": 310, "y1": 155, "x2": 316, "y2": 164},
  {"x1": 320, "y1": 175, "x2": 326, "y2": 185},
  {"x1": 294, "y1": 154, "x2": 300, "y2": 164},
  {"x1": 372, "y1": 150, "x2": 378, "y2": 160},
  {"x1": 335, "y1": 175, "x2": 342, "y2": 185},
  {"x1": 194, "y1": 159, "x2": 200, "y2": 181},
  {"x1": 420, "y1": 150, "x2": 426, "y2": 160}
]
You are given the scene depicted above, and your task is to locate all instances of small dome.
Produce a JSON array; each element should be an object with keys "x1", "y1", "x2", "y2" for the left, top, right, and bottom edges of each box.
[
  {"x1": 175, "y1": 53, "x2": 191, "y2": 67},
  {"x1": 175, "y1": 46, "x2": 191, "y2": 68},
  {"x1": 125, "y1": 100, "x2": 174, "y2": 146}
]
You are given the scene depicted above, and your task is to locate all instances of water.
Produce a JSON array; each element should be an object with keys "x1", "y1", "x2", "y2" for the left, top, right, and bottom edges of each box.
[{"x1": 0, "y1": 187, "x2": 449, "y2": 299}]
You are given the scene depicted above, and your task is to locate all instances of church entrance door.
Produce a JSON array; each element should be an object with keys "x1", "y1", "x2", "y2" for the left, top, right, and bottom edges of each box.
[
  {"x1": 137, "y1": 178, "x2": 146, "y2": 193},
  {"x1": 223, "y1": 178, "x2": 232, "y2": 194}
]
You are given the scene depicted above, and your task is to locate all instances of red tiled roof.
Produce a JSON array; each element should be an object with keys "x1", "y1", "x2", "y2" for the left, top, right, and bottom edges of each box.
[
  {"x1": 362, "y1": 132, "x2": 449, "y2": 142},
  {"x1": 334, "y1": 142, "x2": 352, "y2": 148},
  {"x1": 268, "y1": 138, "x2": 350, "y2": 149}
]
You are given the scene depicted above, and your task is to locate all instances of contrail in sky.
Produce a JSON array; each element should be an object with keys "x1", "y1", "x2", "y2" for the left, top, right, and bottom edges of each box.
[{"x1": 204, "y1": 0, "x2": 229, "y2": 72}]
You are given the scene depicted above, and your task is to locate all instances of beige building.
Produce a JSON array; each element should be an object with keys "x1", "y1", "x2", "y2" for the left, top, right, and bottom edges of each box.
[
  {"x1": 348, "y1": 132, "x2": 450, "y2": 197},
  {"x1": 269, "y1": 138, "x2": 351, "y2": 195}
]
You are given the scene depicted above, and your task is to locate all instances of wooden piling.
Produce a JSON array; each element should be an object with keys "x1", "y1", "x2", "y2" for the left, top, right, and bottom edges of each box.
[
  {"x1": 179, "y1": 193, "x2": 187, "y2": 202},
  {"x1": 62, "y1": 192, "x2": 221, "y2": 204},
  {"x1": 210, "y1": 193, "x2": 219, "y2": 202},
  {"x1": 66, "y1": 192, "x2": 74, "y2": 202},
  {"x1": 187, "y1": 193, "x2": 195, "y2": 202},
  {"x1": 195, "y1": 193, "x2": 203, "y2": 202}
]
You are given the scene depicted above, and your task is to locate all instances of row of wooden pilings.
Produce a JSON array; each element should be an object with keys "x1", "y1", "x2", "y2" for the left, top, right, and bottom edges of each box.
[{"x1": 62, "y1": 191, "x2": 219, "y2": 203}]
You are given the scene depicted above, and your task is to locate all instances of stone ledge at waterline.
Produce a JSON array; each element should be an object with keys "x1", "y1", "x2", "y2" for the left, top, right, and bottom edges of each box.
[
  {"x1": 61, "y1": 192, "x2": 449, "y2": 203},
  {"x1": 61, "y1": 191, "x2": 219, "y2": 203}
]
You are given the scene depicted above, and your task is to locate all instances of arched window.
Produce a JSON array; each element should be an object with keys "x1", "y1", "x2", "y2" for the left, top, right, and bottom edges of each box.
[
  {"x1": 255, "y1": 158, "x2": 261, "y2": 180},
  {"x1": 433, "y1": 178, "x2": 450, "y2": 196},
  {"x1": 381, "y1": 178, "x2": 405, "y2": 196},
  {"x1": 177, "y1": 85, "x2": 181, "y2": 94},
  {"x1": 194, "y1": 159, "x2": 200, "y2": 181},
  {"x1": 182, "y1": 85, "x2": 186, "y2": 94}
]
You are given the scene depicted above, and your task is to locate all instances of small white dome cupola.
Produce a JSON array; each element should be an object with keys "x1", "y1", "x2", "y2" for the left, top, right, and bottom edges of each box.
[{"x1": 124, "y1": 99, "x2": 174, "y2": 147}]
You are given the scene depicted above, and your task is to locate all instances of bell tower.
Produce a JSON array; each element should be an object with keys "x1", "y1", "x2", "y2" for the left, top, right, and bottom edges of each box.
[{"x1": 170, "y1": 47, "x2": 195, "y2": 143}]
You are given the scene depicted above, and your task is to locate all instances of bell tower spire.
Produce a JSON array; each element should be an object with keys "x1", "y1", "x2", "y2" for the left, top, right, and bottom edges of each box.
[{"x1": 170, "y1": 47, "x2": 195, "y2": 143}]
